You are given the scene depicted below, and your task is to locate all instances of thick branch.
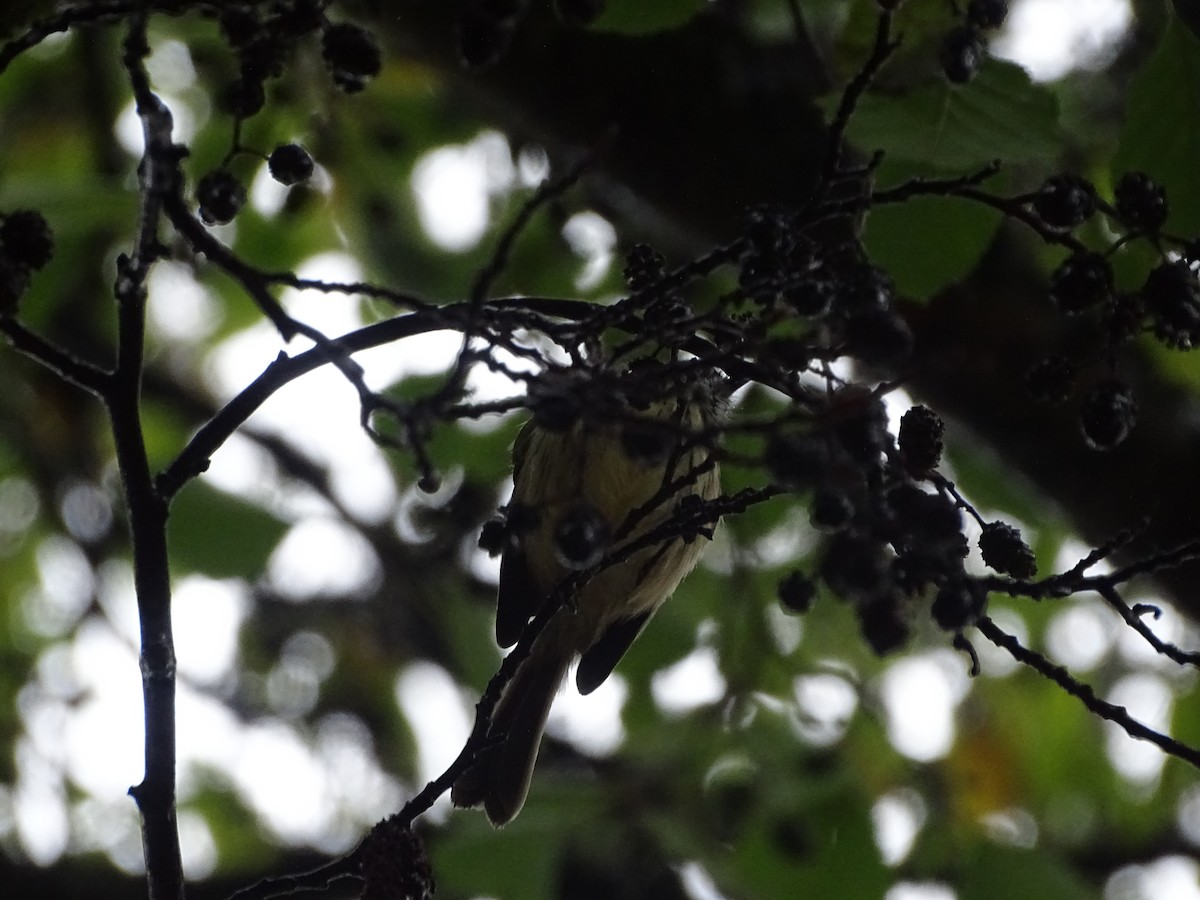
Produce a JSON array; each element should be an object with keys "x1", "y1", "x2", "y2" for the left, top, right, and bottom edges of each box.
[{"x1": 117, "y1": 14, "x2": 183, "y2": 900}]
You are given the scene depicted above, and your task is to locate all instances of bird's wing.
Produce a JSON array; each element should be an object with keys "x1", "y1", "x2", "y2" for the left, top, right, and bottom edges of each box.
[
  {"x1": 575, "y1": 609, "x2": 653, "y2": 695},
  {"x1": 496, "y1": 420, "x2": 542, "y2": 648}
]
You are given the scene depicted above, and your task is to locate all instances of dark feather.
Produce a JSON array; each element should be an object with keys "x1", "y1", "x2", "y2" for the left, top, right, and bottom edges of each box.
[
  {"x1": 450, "y1": 638, "x2": 570, "y2": 825},
  {"x1": 495, "y1": 420, "x2": 542, "y2": 649},
  {"x1": 496, "y1": 548, "x2": 541, "y2": 648},
  {"x1": 575, "y1": 610, "x2": 652, "y2": 695}
]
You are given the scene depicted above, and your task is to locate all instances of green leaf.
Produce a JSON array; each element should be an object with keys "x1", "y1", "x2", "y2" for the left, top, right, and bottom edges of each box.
[
  {"x1": 1113, "y1": 17, "x2": 1200, "y2": 237},
  {"x1": 841, "y1": 59, "x2": 1061, "y2": 169},
  {"x1": 592, "y1": 0, "x2": 708, "y2": 35},
  {"x1": 167, "y1": 480, "x2": 289, "y2": 579},
  {"x1": 865, "y1": 160, "x2": 1005, "y2": 299}
]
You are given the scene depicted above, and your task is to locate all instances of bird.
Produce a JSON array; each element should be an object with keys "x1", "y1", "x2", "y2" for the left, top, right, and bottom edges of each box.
[{"x1": 451, "y1": 375, "x2": 722, "y2": 825}]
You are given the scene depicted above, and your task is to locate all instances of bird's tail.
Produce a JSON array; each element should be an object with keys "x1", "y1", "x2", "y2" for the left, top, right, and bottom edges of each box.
[{"x1": 451, "y1": 633, "x2": 571, "y2": 826}]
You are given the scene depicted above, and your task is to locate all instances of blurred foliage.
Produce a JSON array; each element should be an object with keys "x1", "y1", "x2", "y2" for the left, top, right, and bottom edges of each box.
[
  {"x1": 0, "y1": 2, "x2": 1199, "y2": 900},
  {"x1": 1113, "y1": 15, "x2": 1200, "y2": 238}
]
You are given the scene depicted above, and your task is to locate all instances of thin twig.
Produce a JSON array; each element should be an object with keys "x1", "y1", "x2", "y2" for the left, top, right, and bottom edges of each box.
[
  {"x1": 976, "y1": 616, "x2": 1200, "y2": 770},
  {"x1": 472, "y1": 155, "x2": 595, "y2": 304},
  {"x1": 226, "y1": 857, "x2": 362, "y2": 900},
  {"x1": 0, "y1": 317, "x2": 111, "y2": 397},
  {"x1": 1095, "y1": 583, "x2": 1200, "y2": 668},
  {"x1": 157, "y1": 297, "x2": 756, "y2": 500},
  {"x1": 0, "y1": 0, "x2": 137, "y2": 75},
  {"x1": 818, "y1": 9, "x2": 899, "y2": 188}
]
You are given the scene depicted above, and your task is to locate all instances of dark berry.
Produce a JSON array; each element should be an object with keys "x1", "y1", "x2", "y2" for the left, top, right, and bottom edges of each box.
[
  {"x1": 322, "y1": 23, "x2": 382, "y2": 91},
  {"x1": 554, "y1": 504, "x2": 610, "y2": 569},
  {"x1": 858, "y1": 596, "x2": 910, "y2": 655},
  {"x1": 777, "y1": 571, "x2": 816, "y2": 615},
  {"x1": 1026, "y1": 356, "x2": 1076, "y2": 403},
  {"x1": 764, "y1": 432, "x2": 829, "y2": 488},
  {"x1": 478, "y1": 519, "x2": 507, "y2": 556},
  {"x1": 271, "y1": 0, "x2": 324, "y2": 37},
  {"x1": 268, "y1": 143, "x2": 315, "y2": 186},
  {"x1": 223, "y1": 77, "x2": 266, "y2": 117},
  {"x1": 744, "y1": 220, "x2": 806, "y2": 295},
  {"x1": 831, "y1": 396, "x2": 889, "y2": 466},
  {"x1": 220, "y1": 8, "x2": 262, "y2": 47},
  {"x1": 196, "y1": 169, "x2": 246, "y2": 225},
  {"x1": 886, "y1": 485, "x2": 963, "y2": 552},
  {"x1": 1114, "y1": 171, "x2": 1169, "y2": 232},
  {"x1": 966, "y1": 0, "x2": 1008, "y2": 29},
  {"x1": 361, "y1": 818, "x2": 434, "y2": 900},
  {"x1": 931, "y1": 580, "x2": 985, "y2": 630},
  {"x1": 239, "y1": 35, "x2": 288, "y2": 82},
  {"x1": 940, "y1": 26, "x2": 985, "y2": 84},
  {"x1": 810, "y1": 488, "x2": 855, "y2": 532},
  {"x1": 624, "y1": 243, "x2": 666, "y2": 291},
  {"x1": 1144, "y1": 261, "x2": 1200, "y2": 350},
  {"x1": 1049, "y1": 252, "x2": 1112, "y2": 314},
  {"x1": 555, "y1": 0, "x2": 606, "y2": 26},
  {"x1": 0, "y1": 209, "x2": 54, "y2": 270},
  {"x1": 1032, "y1": 174, "x2": 1096, "y2": 230},
  {"x1": 820, "y1": 534, "x2": 888, "y2": 602},
  {"x1": 898, "y1": 405, "x2": 944, "y2": 477},
  {"x1": 1080, "y1": 379, "x2": 1137, "y2": 450},
  {"x1": 978, "y1": 521, "x2": 1037, "y2": 579},
  {"x1": 845, "y1": 308, "x2": 914, "y2": 365}
]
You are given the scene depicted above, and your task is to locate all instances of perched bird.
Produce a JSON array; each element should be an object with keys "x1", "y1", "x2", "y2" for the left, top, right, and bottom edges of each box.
[{"x1": 451, "y1": 376, "x2": 722, "y2": 825}]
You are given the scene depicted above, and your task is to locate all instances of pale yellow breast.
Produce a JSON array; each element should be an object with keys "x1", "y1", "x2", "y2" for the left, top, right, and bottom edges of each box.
[{"x1": 517, "y1": 400, "x2": 719, "y2": 650}]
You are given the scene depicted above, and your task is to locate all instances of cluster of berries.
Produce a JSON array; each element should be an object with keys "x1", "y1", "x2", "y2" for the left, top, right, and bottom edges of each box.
[
  {"x1": 1025, "y1": 170, "x2": 1185, "y2": 450},
  {"x1": 609, "y1": 210, "x2": 1034, "y2": 657},
  {"x1": 217, "y1": 0, "x2": 380, "y2": 111},
  {"x1": 682, "y1": 198, "x2": 1045, "y2": 654},
  {"x1": 771, "y1": 399, "x2": 1035, "y2": 655},
  {"x1": 736, "y1": 207, "x2": 914, "y2": 371},
  {"x1": 196, "y1": 143, "x2": 315, "y2": 226},
  {"x1": 194, "y1": 2, "x2": 379, "y2": 226}
]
